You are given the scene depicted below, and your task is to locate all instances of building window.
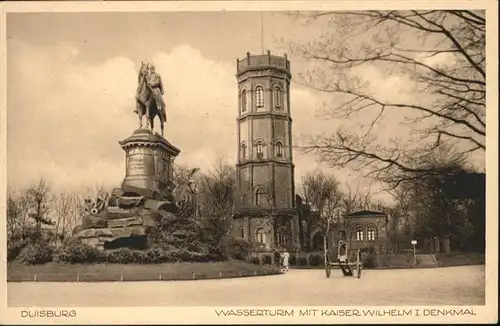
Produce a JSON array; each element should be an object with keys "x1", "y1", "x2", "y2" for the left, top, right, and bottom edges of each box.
[
  {"x1": 275, "y1": 141, "x2": 283, "y2": 157},
  {"x1": 242, "y1": 194, "x2": 247, "y2": 205},
  {"x1": 274, "y1": 87, "x2": 282, "y2": 108},
  {"x1": 356, "y1": 227, "x2": 364, "y2": 241},
  {"x1": 240, "y1": 142, "x2": 247, "y2": 159},
  {"x1": 255, "y1": 228, "x2": 267, "y2": 244},
  {"x1": 255, "y1": 140, "x2": 264, "y2": 159},
  {"x1": 241, "y1": 89, "x2": 247, "y2": 112},
  {"x1": 255, "y1": 86, "x2": 264, "y2": 108},
  {"x1": 240, "y1": 227, "x2": 245, "y2": 239},
  {"x1": 367, "y1": 226, "x2": 376, "y2": 241},
  {"x1": 277, "y1": 229, "x2": 286, "y2": 246},
  {"x1": 255, "y1": 188, "x2": 267, "y2": 206}
]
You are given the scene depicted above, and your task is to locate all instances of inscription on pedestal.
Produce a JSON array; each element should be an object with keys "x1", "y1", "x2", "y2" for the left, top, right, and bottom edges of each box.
[{"x1": 128, "y1": 155, "x2": 146, "y2": 175}]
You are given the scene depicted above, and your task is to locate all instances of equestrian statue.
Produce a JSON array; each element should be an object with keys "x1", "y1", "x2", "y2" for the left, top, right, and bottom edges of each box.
[{"x1": 135, "y1": 61, "x2": 167, "y2": 136}]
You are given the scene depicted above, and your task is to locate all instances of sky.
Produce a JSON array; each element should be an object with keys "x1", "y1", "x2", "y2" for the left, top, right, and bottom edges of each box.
[{"x1": 5, "y1": 11, "x2": 485, "y2": 202}]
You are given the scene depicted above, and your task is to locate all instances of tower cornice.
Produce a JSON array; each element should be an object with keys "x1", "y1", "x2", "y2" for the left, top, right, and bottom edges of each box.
[
  {"x1": 236, "y1": 160, "x2": 295, "y2": 168},
  {"x1": 236, "y1": 67, "x2": 292, "y2": 80},
  {"x1": 237, "y1": 112, "x2": 292, "y2": 122}
]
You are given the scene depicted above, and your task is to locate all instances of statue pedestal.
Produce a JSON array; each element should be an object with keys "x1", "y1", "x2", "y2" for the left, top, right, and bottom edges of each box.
[{"x1": 119, "y1": 128, "x2": 180, "y2": 200}]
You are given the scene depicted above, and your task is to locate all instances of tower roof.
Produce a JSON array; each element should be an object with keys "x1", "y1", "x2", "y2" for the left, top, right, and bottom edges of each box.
[{"x1": 236, "y1": 50, "x2": 291, "y2": 77}]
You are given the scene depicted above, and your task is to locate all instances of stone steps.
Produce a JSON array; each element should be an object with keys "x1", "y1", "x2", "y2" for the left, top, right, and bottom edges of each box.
[{"x1": 417, "y1": 254, "x2": 438, "y2": 268}]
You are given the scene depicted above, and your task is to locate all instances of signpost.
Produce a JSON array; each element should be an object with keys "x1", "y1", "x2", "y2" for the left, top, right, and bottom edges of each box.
[{"x1": 411, "y1": 240, "x2": 417, "y2": 265}]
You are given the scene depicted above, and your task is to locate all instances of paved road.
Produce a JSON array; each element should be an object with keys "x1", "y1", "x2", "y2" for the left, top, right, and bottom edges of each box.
[{"x1": 7, "y1": 265, "x2": 485, "y2": 306}]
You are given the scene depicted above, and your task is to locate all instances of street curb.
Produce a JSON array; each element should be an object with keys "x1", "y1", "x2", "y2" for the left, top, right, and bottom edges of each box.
[
  {"x1": 7, "y1": 270, "x2": 284, "y2": 283},
  {"x1": 290, "y1": 263, "x2": 485, "y2": 270}
]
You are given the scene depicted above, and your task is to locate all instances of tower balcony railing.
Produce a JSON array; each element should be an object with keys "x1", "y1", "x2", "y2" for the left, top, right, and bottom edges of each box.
[{"x1": 236, "y1": 51, "x2": 291, "y2": 75}]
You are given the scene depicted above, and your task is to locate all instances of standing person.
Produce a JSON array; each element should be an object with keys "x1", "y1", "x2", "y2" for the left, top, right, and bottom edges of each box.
[{"x1": 281, "y1": 248, "x2": 290, "y2": 272}]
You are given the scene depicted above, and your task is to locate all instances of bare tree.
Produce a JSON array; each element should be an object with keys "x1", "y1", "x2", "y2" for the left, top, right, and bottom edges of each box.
[
  {"x1": 7, "y1": 187, "x2": 31, "y2": 240},
  {"x1": 388, "y1": 146, "x2": 482, "y2": 251},
  {"x1": 340, "y1": 181, "x2": 374, "y2": 215},
  {"x1": 198, "y1": 157, "x2": 236, "y2": 253},
  {"x1": 299, "y1": 171, "x2": 343, "y2": 261},
  {"x1": 199, "y1": 157, "x2": 235, "y2": 220},
  {"x1": 52, "y1": 191, "x2": 81, "y2": 245},
  {"x1": 289, "y1": 10, "x2": 485, "y2": 187},
  {"x1": 25, "y1": 178, "x2": 54, "y2": 240},
  {"x1": 390, "y1": 185, "x2": 413, "y2": 235}
]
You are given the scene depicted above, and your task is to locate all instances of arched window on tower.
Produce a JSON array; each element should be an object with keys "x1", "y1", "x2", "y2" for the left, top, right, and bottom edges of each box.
[
  {"x1": 241, "y1": 89, "x2": 247, "y2": 113},
  {"x1": 356, "y1": 227, "x2": 364, "y2": 241},
  {"x1": 275, "y1": 141, "x2": 284, "y2": 158},
  {"x1": 240, "y1": 227, "x2": 245, "y2": 239},
  {"x1": 273, "y1": 87, "x2": 282, "y2": 109},
  {"x1": 240, "y1": 142, "x2": 247, "y2": 160},
  {"x1": 255, "y1": 86, "x2": 264, "y2": 108},
  {"x1": 255, "y1": 188, "x2": 267, "y2": 207},
  {"x1": 255, "y1": 140, "x2": 264, "y2": 159},
  {"x1": 367, "y1": 226, "x2": 376, "y2": 241}
]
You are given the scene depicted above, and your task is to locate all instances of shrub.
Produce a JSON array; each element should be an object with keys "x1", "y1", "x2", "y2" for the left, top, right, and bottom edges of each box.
[
  {"x1": 273, "y1": 250, "x2": 281, "y2": 264},
  {"x1": 183, "y1": 251, "x2": 218, "y2": 263},
  {"x1": 362, "y1": 252, "x2": 377, "y2": 269},
  {"x1": 262, "y1": 254, "x2": 273, "y2": 265},
  {"x1": 187, "y1": 240, "x2": 210, "y2": 254},
  {"x1": 289, "y1": 254, "x2": 296, "y2": 266},
  {"x1": 55, "y1": 242, "x2": 106, "y2": 264},
  {"x1": 250, "y1": 256, "x2": 261, "y2": 265},
  {"x1": 107, "y1": 248, "x2": 147, "y2": 264},
  {"x1": 159, "y1": 249, "x2": 180, "y2": 263},
  {"x1": 298, "y1": 257, "x2": 308, "y2": 266},
  {"x1": 309, "y1": 253, "x2": 323, "y2": 266},
  {"x1": 225, "y1": 238, "x2": 253, "y2": 261},
  {"x1": 7, "y1": 239, "x2": 28, "y2": 262},
  {"x1": 16, "y1": 243, "x2": 54, "y2": 265},
  {"x1": 145, "y1": 246, "x2": 169, "y2": 263}
]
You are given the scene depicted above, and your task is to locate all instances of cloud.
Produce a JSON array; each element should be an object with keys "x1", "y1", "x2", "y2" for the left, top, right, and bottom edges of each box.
[
  {"x1": 7, "y1": 40, "x2": 325, "y2": 193},
  {"x1": 8, "y1": 39, "x2": 138, "y2": 190}
]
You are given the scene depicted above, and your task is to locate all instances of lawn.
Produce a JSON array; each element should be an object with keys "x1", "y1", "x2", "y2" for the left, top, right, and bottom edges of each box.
[
  {"x1": 7, "y1": 260, "x2": 281, "y2": 282},
  {"x1": 434, "y1": 252, "x2": 485, "y2": 267}
]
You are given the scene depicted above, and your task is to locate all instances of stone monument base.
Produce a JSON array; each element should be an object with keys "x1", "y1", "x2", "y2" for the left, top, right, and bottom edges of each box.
[{"x1": 72, "y1": 128, "x2": 181, "y2": 250}]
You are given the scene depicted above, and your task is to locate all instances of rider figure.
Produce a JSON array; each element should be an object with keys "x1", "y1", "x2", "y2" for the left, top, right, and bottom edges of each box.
[{"x1": 146, "y1": 64, "x2": 165, "y2": 115}]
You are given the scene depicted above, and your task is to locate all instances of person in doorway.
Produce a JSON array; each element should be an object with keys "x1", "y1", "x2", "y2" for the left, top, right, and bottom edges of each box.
[{"x1": 280, "y1": 248, "x2": 290, "y2": 272}]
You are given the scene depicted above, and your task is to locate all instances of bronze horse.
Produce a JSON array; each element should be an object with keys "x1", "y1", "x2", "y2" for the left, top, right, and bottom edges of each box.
[{"x1": 135, "y1": 62, "x2": 166, "y2": 136}]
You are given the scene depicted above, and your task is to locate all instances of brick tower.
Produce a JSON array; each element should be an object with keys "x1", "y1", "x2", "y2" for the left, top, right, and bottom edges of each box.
[{"x1": 232, "y1": 51, "x2": 299, "y2": 251}]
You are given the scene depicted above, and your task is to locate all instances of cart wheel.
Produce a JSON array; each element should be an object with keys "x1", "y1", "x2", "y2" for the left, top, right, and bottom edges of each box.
[{"x1": 326, "y1": 265, "x2": 331, "y2": 278}]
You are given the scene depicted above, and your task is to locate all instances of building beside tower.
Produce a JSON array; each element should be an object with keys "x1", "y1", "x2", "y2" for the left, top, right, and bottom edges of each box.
[{"x1": 231, "y1": 51, "x2": 301, "y2": 251}]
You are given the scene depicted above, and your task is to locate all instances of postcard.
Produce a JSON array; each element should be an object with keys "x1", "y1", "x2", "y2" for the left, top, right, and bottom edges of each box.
[{"x1": 1, "y1": 1, "x2": 497, "y2": 324}]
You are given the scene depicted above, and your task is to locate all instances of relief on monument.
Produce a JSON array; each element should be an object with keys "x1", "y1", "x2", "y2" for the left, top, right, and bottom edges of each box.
[{"x1": 157, "y1": 152, "x2": 170, "y2": 182}]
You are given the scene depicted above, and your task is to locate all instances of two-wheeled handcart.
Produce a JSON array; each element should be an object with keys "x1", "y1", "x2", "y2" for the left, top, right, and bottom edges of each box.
[{"x1": 325, "y1": 240, "x2": 363, "y2": 278}]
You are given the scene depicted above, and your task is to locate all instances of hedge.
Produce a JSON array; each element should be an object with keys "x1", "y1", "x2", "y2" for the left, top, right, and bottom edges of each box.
[{"x1": 17, "y1": 243, "x2": 54, "y2": 265}]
